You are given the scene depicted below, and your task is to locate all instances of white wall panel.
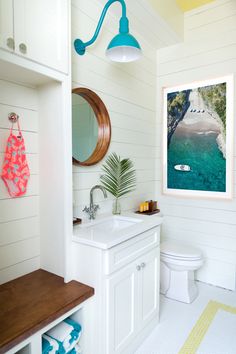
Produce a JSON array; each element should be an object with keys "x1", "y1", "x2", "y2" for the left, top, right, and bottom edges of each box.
[
  {"x1": 158, "y1": 29, "x2": 236, "y2": 65},
  {"x1": 72, "y1": 51, "x2": 156, "y2": 89},
  {"x1": 0, "y1": 257, "x2": 40, "y2": 285},
  {"x1": 196, "y1": 259, "x2": 235, "y2": 290},
  {"x1": 185, "y1": 14, "x2": 236, "y2": 42},
  {"x1": 0, "y1": 105, "x2": 38, "y2": 131},
  {"x1": 89, "y1": 90, "x2": 155, "y2": 121},
  {"x1": 72, "y1": 63, "x2": 155, "y2": 110},
  {"x1": 110, "y1": 112, "x2": 156, "y2": 135},
  {"x1": 184, "y1": 0, "x2": 234, "y2": 29},
  {"x1": 163, "y1": 215, "x2": 236, "y2": 239},
  {"x1": 0, "y1": 80, "x2": 39, "y2": 284},
  {"x1": 157, "y1": 0, "x2": 236, "y2": 290},
  {"x1": 0, "y1": 237, "x2": 40, "y2": 269},
  {"x1": 0, "y1": 216, "x2": 40, "y2": 246},
  {"x1": 0, "y1": 80, "x2": 38, "y2": 109},
  {"x1": 159, "y1": 45, "x2": 236, "y2": 77}
]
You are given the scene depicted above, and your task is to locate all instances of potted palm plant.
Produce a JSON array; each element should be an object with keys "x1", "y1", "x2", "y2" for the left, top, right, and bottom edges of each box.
[{"x1": 100, "y1": 152, "x2": 136, "y2": 214}]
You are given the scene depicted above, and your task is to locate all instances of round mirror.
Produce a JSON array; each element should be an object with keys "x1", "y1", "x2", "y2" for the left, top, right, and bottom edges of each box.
[{"x1": 72, "y1": 88, "x2": 111, "y2": 166}]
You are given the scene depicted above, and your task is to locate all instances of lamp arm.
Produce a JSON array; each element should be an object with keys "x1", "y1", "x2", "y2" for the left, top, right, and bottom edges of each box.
[{"x1": 74, "y1": 0, "x2": 128, "y2": 55}]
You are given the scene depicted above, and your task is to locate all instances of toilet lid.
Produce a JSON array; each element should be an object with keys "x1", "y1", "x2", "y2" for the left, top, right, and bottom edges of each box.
[{"x1": 161, "y1": 241, "x2": 202, "y2": 260}]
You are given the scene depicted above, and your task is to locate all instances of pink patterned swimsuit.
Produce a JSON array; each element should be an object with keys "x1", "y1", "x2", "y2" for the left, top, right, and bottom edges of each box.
[{"x1": 1, "y1": 122, "x2": 30, "y2": 197}]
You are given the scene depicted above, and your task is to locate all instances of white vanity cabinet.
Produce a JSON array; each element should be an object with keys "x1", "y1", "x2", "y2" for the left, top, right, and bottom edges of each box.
[
  {"x1": 106, "y1": 247, "x2": 160, "y2": 354},
  {"x1": 0, "y1": 0, "x2": 69, "y2": 73},
  {"x1": 73, "y1": 216, "x2": 162, "y2": 354}
]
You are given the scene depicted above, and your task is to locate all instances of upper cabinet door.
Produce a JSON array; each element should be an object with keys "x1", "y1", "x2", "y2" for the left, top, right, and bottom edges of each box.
[
  {"x1": 13, "y1": 0, "x2": 69, "y2": 73},
  {"x1": 0, "y1": 0, "x2": 14, "y2": 51}
]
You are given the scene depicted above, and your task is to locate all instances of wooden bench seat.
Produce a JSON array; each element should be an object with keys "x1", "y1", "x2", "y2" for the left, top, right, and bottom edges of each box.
[{"x1": 0, "y1": 269, "x2": 94, "y2": 353}]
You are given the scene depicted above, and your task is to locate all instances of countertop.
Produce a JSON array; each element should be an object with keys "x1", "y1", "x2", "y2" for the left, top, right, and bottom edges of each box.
[{"x1": 72, "y1": 212, "x2": 163, "y2": 249}]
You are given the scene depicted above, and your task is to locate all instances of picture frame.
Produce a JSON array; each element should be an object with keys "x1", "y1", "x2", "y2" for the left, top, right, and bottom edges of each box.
[{"x1": 163, "y1": 75, "x2": 234, "y2": 199}]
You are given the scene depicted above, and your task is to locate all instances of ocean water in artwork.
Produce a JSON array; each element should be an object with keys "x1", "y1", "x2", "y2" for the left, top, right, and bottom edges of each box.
[{"x1": 167, "y1": 84, "x2": 226, "y2": 192}]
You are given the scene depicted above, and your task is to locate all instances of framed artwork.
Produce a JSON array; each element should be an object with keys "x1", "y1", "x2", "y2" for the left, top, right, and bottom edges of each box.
[{"x1": 163, "y1": 76, "x2": 234, "y2": 199}]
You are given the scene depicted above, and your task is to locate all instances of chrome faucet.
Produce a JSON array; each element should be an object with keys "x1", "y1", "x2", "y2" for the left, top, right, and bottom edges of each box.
[{"x1": 83, "y1": 185, "x2": 108, "y2": 220}]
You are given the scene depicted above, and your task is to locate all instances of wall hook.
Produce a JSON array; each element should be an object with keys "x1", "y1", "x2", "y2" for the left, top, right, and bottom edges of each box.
[{"x1": 8, "y1": 112, "x2": 19, "y2": 123}]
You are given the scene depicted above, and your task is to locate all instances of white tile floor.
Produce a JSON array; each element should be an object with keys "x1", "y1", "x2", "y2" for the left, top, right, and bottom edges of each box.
[{"x1": 135, "y1": 282, "x2": 236, "y2": 354}]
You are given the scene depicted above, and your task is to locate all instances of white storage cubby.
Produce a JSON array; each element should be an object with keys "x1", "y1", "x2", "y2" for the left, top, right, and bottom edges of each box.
[
  {"x1": 42, "y1": 309, "x2": 83, "y2": 353},
  {"x1": 15, "y1": 345, "x2": 31, "y2": 354},
  {"x1": 6, "y1": 298, "x2": 93, "y2": 354}
]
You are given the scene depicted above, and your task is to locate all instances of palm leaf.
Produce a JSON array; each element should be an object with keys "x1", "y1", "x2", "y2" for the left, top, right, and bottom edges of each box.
[{"x1": 100, "y1": 153, "x2": 136, "y2": 198}]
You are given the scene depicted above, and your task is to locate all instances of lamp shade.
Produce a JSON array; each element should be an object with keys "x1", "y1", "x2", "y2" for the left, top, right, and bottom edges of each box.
[{"x1": 106, "y1": 33, "x2": 142, "y2": 62}]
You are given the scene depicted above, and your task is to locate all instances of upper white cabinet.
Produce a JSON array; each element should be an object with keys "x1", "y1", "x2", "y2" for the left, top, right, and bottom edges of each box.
[
  {"x1": 0, "y1": 1, "x2": 14, "y2": 52},
  {"x1": 0, "y1": 0, "x2": 69, "y2": 73}
]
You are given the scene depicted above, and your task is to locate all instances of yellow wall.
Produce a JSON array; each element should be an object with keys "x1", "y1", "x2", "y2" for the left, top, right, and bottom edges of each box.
[{"x1": 176, "y1": 0, "x2": 215, "y2": 12}]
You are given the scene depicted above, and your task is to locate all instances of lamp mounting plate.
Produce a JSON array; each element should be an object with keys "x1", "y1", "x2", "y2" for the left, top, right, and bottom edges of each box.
[{"x1": 74, "y1": 39, "x2": 86, "y2": 55}]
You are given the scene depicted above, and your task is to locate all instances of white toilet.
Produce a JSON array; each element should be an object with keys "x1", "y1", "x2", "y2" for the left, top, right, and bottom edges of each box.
[{"x1": 160, "y1": 241, "x2": 204, "y2": 303}]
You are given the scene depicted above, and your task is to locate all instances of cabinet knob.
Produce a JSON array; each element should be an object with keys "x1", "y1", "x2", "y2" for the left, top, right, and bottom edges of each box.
[
  {"x1": 19, "y1": 43, "x2": 27, "y2": 54},
  {"x1": 136, "y1": 265, "x2": 141, "y2": 271},
  {"x1": 141, "y1": 262, "x2": 146, "y2": 268},
  {"x1": 6, "y1": 37, "x2": 15, "y2": 50}
]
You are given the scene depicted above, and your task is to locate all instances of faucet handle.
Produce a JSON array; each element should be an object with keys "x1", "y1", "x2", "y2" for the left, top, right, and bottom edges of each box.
[
  {"x1": 83, "y1": 206, "x2": 90, "y2": 213},
  {"x1": 90, "y1": 204, "x2": 99, "y2": 219},
  {"x1": 83, "y1": 204, "x2": 99, "y2": 220},
  {"x1": 93, "y1": 204, "x2": 99, "y2": 212}
]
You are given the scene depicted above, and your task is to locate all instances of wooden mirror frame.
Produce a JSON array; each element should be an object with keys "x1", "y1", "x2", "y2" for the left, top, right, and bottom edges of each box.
[{"x1": 72, "y1": 87, "x2": 111, "y2": 166}]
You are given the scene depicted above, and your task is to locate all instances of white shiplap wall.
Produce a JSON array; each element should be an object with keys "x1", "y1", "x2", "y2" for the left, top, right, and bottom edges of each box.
[
  {"x1": 157, "y1": 0, "x2": 236, "y2": 290},
  {"x1": 72, "y1": 0, "x2": 158, "y2": 216},
  {"x1": 0, "y1": 79, "x2": 40, "y2": 284}
]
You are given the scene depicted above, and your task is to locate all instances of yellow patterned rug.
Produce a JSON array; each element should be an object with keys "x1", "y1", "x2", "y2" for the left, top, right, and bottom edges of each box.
[{"x1": 178, "y1": 300, "x2": 236, "y2": 354}]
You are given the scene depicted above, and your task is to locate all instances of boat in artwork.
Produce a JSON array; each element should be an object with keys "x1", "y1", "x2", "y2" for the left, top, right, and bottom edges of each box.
[{"x1": 174, "y1": 164, "x2": 191, "y2": 172}]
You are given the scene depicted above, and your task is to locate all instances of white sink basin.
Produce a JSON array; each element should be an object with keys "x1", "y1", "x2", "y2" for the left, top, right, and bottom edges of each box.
[
  {"x1": 80, "y1": 215, "x2": 142, "y2": 233},
  {"x1": 73, "y1": 212, "x2": 163, "y2": 249}
]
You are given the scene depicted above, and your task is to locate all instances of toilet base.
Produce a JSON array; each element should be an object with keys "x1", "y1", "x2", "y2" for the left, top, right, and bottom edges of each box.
[{"x1": 165, "y1": 269, "x2": 198, "y2": 303}]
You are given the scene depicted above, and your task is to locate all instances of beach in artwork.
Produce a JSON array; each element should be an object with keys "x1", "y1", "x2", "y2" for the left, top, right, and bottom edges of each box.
[{"x1": 167, "y1": 83, "x2": 226, "y2": 192}]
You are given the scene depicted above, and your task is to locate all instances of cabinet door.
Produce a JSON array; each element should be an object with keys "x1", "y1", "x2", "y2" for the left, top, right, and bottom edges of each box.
[
  {"x1": 138, "y1": 247, "x2": 160, "y2": 330},
  {"x1": 13, "y1": 0, "x2": 68, "y2": 73},
  {"x1": 0, "y1": 0, "x2": 14, "y2": 51},
  {"x1": 106, "y1": 262, "x2": 139, "y2": 354}
]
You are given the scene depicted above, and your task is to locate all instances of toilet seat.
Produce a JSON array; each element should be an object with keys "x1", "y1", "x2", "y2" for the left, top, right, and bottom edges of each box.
[
  {"x1": 161, "y1": 254, "x2": 204, "y2": 271},
  {"x1": 161, "y1": 253, "x2": 202, "y2": 261},
  {"x1": 161, "y1": 241, "x2": 202, "y2": 260}
]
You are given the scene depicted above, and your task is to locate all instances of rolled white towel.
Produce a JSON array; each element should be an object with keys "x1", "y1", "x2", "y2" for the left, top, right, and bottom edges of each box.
[
  {"x1": 47, "y1": 321, "x2": 73, "y2": 342},
  {"x1": 42, "y1": 334, "x2": 59, "y2": 354},
  {"x1": 46, "y1": 321, "x2": 74, "y2": 350}
]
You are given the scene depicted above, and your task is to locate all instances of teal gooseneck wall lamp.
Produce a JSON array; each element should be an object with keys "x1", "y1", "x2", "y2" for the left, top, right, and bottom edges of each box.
[{"x1": 74, "y1": 0, "x2": 142, "y2": 63}]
